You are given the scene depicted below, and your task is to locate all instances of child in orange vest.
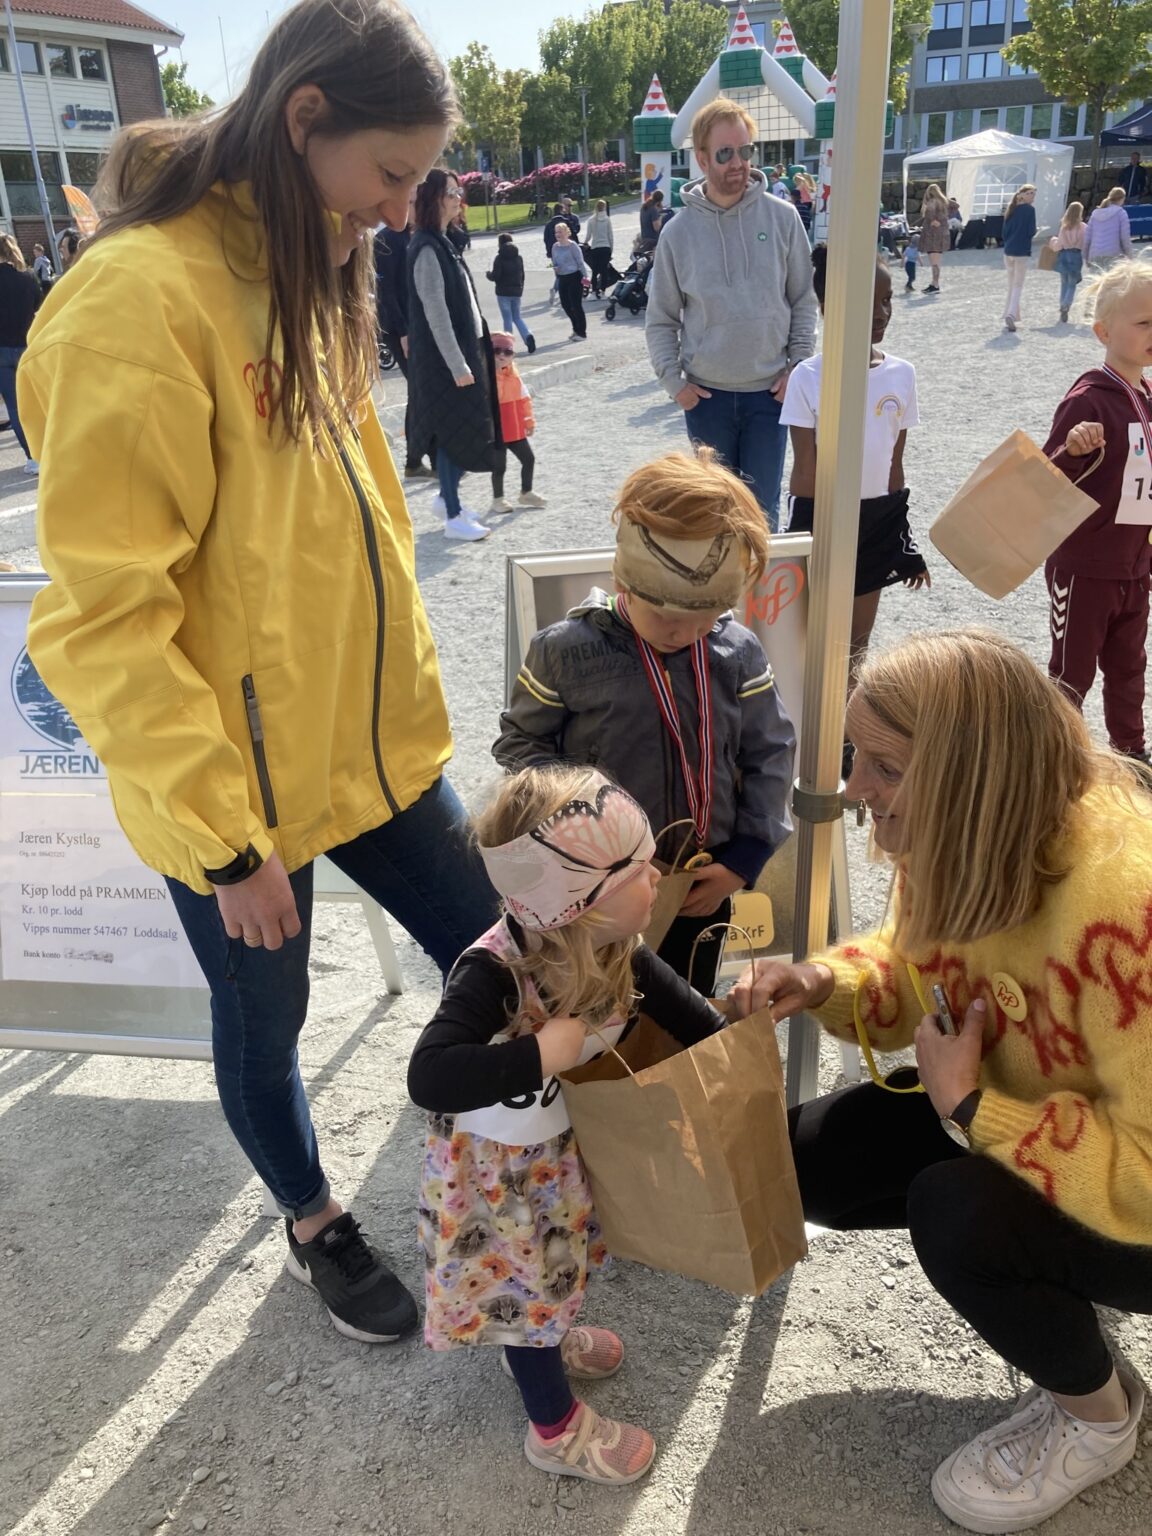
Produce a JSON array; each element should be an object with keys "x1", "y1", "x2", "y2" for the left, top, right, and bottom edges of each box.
[{"x1": 490, "y1": 331, "x2": 546, "y2": 513}]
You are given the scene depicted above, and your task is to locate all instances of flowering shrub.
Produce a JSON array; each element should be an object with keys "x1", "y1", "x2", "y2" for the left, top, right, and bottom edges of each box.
[{"x1": 457, "y1": 161, "x2": 631, "y2": 205}]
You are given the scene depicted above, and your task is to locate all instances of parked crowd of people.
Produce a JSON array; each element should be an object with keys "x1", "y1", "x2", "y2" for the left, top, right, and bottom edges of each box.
[{"x1": 6, "y1": 1, "x2": 1152, "y2": 1532}]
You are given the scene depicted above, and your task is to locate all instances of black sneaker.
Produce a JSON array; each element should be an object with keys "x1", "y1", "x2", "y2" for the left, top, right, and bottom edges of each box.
[
  {"x1": 404, "y1": 463, "x2": 435, "y2": 479},
  {"x1": 284, "y1": 1213, "x2": 418, "y2": 1343},
  {"x1": 526, "y1": 334, "x2": 537, "y2": 354}
]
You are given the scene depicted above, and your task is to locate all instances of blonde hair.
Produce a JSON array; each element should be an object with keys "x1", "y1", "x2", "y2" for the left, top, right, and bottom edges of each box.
[
  {"x1": 1004, "y1": 183, "x2": 1036, "y2": 219},
  {"x1": 473, "y1": 766, "x2": 642, "y2": 1027},
  {"x1": 692, "y1": 97, "x2": 757, "y2": 155},
  {"x1": 853, "y1": 629, "x2": 1148, "y2": 952},
  {"x1": 612, "y1": 447, "x2": 770, "y2": 588},
  {"x1": 0, "y1": 234, "x2": 25, "y2": 269},
  {"x1": 921, "y1": 182, "x2": 946, "y2": 213},
  {"x1": 1083, "y1": 255, "x2": 1152, "y2": 326},
  {"x1": 1105, "y1": 186, "x2": 1127, "y2": 206},
  {"x1": 1061, "y1": 200, "x2": 1083, "y2": 229}
]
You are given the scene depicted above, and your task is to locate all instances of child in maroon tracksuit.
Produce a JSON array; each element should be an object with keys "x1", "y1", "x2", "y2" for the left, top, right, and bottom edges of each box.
[{"x1": 1044, "y1": 261, "x2": 1152, "y2": 762}]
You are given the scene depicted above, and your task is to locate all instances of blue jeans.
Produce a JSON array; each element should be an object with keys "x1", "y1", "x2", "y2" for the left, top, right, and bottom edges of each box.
[
  {"x1": 0, "y1": 345, "x2": 31, "y2": 458},
  {"x1": 684, "y1": 386, "x2": 787, "y2": 530},
  {"x1": 1055, "y1": 249, "x2": 1083, "y2": 312},
  {"x1": 497, "y1": 295, "x2": 532, "y2": 344},
  {"x1": 436, "y1": 447, "x2": 464, "y2": 519},
  {"x1": 166, "y1": 776, "x2": 499, "y2": 1218}
]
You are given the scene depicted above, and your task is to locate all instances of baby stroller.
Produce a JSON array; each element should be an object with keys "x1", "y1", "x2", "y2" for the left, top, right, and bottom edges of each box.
[{"x1": 605, "y1": 248, "x2": 652, "y2": 320}]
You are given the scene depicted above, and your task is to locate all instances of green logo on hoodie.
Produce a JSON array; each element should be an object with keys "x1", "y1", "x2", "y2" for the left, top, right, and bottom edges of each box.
[{"x1": 757, "y1": 231, "x2": 767, "y2": 241}]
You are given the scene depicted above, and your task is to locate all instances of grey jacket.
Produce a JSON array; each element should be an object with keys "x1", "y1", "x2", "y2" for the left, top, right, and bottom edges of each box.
[
  {"x1": 645, "y1": 169, "x2": 818, "y2": 398},
  {"x1": 493, "y1": 590, "x2": 795, "y2": 884}
]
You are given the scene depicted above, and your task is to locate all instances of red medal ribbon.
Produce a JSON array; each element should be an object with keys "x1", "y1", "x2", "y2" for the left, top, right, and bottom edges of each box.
[
  {"x1": 1102, "y1": 363, "x2": 1152, "y2": 444},
  {"x1": 616, "y1": 593, "x2": 714, "y2": 847}
]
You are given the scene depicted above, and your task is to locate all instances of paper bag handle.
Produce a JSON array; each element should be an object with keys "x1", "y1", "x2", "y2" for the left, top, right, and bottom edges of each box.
[
  {"x1": 585, "y1": 1021, "x2": 637, "y2": 1078},
  {"x1": 1048, "y1": 443, "x2": 1106, "y2": 488},
  {"x1": 653, "y1": 818, "x2": 700, "y2": 874},
  {"x1": 686, "y1": 921, "x2": 760, "y2": 994}
]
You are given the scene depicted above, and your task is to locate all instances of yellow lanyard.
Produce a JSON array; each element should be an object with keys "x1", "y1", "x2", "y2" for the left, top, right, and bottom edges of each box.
[{"x1": 851, "y1": 963, "x2": 933, "y2": 1094}]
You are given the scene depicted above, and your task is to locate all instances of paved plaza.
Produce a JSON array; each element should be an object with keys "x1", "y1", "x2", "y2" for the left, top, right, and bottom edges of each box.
[{"x1": 2, "y1": 232, "x2": 1150, "y2": 1536}]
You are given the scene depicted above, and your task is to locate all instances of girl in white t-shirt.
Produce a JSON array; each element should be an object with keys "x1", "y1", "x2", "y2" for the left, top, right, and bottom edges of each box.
[{"x1": 781, "y1": 245, "x2": 930, "y2": 772}]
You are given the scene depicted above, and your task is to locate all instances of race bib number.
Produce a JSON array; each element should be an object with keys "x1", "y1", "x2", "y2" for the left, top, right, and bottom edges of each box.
[
  {"x1": 1116, "y1": 421, "x2": 1152, "y2": 525},
  {"x1": 453, "y1": 1019, "x2": 625, "y2": 1145}
]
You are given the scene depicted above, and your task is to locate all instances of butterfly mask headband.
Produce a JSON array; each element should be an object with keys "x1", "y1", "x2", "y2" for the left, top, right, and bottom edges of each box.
[
  {"x1": 478, "y1": 773, "x2": 656, "y2": 932},
  {"x1": 613, "y1": 517, "x2": 748, "y2": 614}
]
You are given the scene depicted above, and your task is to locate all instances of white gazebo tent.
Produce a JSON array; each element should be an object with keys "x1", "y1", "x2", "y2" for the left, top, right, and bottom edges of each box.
[{"x1": 903, "y1": 129, "x2": 1074, "y2": 234}]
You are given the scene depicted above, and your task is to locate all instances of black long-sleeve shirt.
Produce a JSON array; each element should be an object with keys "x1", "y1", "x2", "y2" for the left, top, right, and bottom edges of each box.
[
  {"x1": 408, "y1": 937, "x2": 726, "y2": 1115},
  {"x1": 0, "y1": 263, "x2": 42, "y2": 347}
]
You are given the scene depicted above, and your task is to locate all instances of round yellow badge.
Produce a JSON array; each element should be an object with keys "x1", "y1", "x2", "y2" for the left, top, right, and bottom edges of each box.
[{"x1": 991, "y1": 972, "x2": 1027, "y2": 1022}]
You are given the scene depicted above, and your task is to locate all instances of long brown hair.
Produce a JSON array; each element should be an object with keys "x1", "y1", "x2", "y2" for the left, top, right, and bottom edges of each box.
[
  {"x1": 0, "y1": 234, "x2": 25, "y2": 269},
  {"x1": 1004, "y1": 183, "x2": 1036, "y2": 220},
  {"x1": 413, "y1": 167, "x2": 457, "y2": 233},
  {"x1": 854, "y1": 630, "x2": 1149, "y2": 951},
  {"x1": 91, "y1": 0, "x2": 455, "y2": 444}
]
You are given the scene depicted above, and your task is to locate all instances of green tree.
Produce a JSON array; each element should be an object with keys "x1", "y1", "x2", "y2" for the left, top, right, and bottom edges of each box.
[
  {"x1": 520, "y1": 70, "x2": 581, "y2": 161},
  {"x1": 161, "y1": 60, "x2": 214, "y2": 117},
  {"x1": 1003, "y1": 0, "x2": 1152, "y2": 176},
  {"x1": 651, "y1": 0, "x2": 730, "y2": 119},
  {"x1": 782, "y1": 0, "x2": 933, "y2": 112},
  {"x1": 449, "y1": 42, "x2": 526, "y2": 170}
]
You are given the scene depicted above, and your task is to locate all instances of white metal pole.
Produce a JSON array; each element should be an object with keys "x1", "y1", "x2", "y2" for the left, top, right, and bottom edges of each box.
[
  {"x1": 578, "y1": 85, "x2": 590, "y2": 206},
  {"x1": 3, "y1": 0, "x2": 60, "y2": 265},
  {"x1": 785, "y1": 0, "x2": 895, "y2": 1107}
]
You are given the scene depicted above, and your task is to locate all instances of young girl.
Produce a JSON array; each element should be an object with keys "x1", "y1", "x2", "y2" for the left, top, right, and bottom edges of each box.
[
  {"x1": 1051, "y1": 200, "x2": 1085, "y2": 324},
  {"x1": 408, "y1": 766, "x2": 742, "y2": 1484},
  {"x1": 1002, "y1": 183, "x2": 1037, "y2": 333},
  {"x1": 489, "y1": 331, "x2": 546, "y2": 513},
  {"x1": 20, "y1": 0, "x2": 500, "y2": 1346},
  {"x1": 551, "y1": 220, "x2": 591, "y2": 341},
  {"x1": 494, "y1": 448, "x2": 795, "y2": 993},
  {"x1": 781, "y1": 246, "x2": 929, "y2": 777}
]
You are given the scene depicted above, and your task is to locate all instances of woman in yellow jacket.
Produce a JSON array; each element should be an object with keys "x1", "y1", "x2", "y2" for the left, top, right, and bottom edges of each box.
[{"x1": 19, "y1": 0, "x2": 498, "y2": 1345}]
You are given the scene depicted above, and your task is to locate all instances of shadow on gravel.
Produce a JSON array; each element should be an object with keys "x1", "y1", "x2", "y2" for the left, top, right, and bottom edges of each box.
[{"x1": 0, "y1": 1047, "x2": 86, "y2": 1099}]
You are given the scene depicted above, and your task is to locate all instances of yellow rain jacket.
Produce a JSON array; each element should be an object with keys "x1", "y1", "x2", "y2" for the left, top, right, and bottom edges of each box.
[{"x1": 19, "y1": 183, "x2": 452, "y2": 894}]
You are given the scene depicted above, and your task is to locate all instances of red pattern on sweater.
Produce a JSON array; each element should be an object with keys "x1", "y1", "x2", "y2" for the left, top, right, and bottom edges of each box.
[
  {"x1": 1074, "y1": 899, "x2": 1152, "y2": 1032},
  {"x1": 1013, "y1": 1096, "x2": 1090, "y2": 1202}
]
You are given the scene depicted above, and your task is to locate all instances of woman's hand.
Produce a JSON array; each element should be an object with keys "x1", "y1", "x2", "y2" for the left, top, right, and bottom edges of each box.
[
  {"x1": 454, "y1": 372, "x2": 475, "y2": 388},
  {"x1": 728, "y1": 960, "x2": 835, "y2": 1023},
  {"x1": 537, "y1": 1015, "x2": 588, "y2": 1077},
  {"x1": 1065, "y1": 420, "x2": 1104, "y2": 457},
  {"x1": 914, "y1": 998, "x2": 986, "y2": 1118},
  {"x1": 214, "y1": 851, "x2": 301, "y2": 951}
]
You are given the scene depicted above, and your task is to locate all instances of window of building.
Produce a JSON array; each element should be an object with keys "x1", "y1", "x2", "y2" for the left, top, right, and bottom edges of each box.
[
  {"x1": 0, "y1": 40, "x2": 8, "y2": 72},
  {"x1": 65, "y1": 151, "x2": 104, "y2": 188},
  {"x1": 16, "y1": 39, "x2": 42, "y2": 74},
  {"x1": 1007, "y1": 60, "x2": 1033, "y2": 75},
  {"x1": 1058, "y1": 104, "x2": 1080, "y2": 137},
  {"x1": 1029, "y1": 104, "x2": 1052, "y2": 136},
  {"x1": 47, "y1": 45, "x2": 75, "y2": 78},
  {"x1": 952, "y1": 108, "x2": 973, "y2": 137},
  {"x1": 749, "y1": 21, "x2": 766, "y2": 46},
  {"x1": 971, "y1": 0, "x2": 1006, "y2": 23},
  {"x1": 931, "y1": 3, "x2": 964, "y2": 28},
  {"x1": 979, "y1": 107, "x2": 1000, "y2": 130},
  {"x1": 926, "y1": 54, "x2": 962, "y2": 82},
  {"x1": 927, "y1": 112, "x2": 948, "y2": 146},
  {"x1": 967, "y1": 50, "x2": 1003, "y2": 78},
  {"x1": 1012, "y1": 0, "x2": 1029, "y2": 19},
  {"x1": 1005, "y1": 105, "x2": 1025, "y2": 134},
  {"x1": 78, "y1": 47, "x2": 106, "y2": 81},
  {"x1": 0, "y1": 149, "x2": 67, "y2": 215}
]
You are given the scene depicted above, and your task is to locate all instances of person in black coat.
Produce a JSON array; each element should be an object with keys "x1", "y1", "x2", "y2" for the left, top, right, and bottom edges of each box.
[
  {"x1": 373, "y1": 220, "x2": 432, "y2": 477},
  {"x1": 485, "y1": 232, "x2": 535, "y2": 351},
  {"x1": 0, "y1": 233, "x2": 43, "y2": 475}
]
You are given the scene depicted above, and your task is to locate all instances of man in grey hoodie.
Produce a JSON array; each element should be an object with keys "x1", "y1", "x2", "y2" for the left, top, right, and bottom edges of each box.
[{"x1": 645, "y1": 99, "x2": 817, "y2": 529}]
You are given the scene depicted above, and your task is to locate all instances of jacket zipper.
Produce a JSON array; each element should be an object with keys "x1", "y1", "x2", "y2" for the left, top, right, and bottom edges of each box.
[
  {"x1": 241, "y1": 674, "x2": 279, "y2": 828},
  {"x1": 332, "y1": 427, "x2": 400, "y2": 816}
]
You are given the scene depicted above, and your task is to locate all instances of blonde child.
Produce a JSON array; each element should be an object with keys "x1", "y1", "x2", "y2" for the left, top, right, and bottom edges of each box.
[
  {"x1": 493, "y1": 449, "x2": 795, "y2": 993},
  {"x1": 489, "y1": 330, "x2": 546, "y2": 513},
  {"x1": 1045, "y1": 258, "x2": 1152, "y2": 764},
  {"x1": 408, "y1": 766, "x2": 746, "y2": 1484},
  {"x1": 1051, "y1": 200, "x2": 1085, "y2": 323}
]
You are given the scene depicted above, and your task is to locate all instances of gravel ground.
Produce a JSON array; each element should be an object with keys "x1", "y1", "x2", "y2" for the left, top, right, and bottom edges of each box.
[{"x1": 3, "y1": 245, "x2": 1150, "y2": 1536}]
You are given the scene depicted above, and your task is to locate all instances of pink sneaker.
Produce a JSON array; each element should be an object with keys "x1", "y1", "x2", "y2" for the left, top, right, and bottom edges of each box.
[
  {"x1": 561, "y1": 1326, "x2": 625, "y2": 1379},
  {"x1": 524, "y1": 1402, "x2": 655, "y2": 1485}
]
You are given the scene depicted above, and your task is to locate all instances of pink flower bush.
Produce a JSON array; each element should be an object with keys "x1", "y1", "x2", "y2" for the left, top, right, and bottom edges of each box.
[{"x1": 459, "y1": 161, "x2": 632, "y2": 206}]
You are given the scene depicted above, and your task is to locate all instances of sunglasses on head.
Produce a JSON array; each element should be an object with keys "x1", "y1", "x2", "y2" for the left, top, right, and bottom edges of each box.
[{"x1": 713, "y1": 144, "x2": 757, "y2": 165}]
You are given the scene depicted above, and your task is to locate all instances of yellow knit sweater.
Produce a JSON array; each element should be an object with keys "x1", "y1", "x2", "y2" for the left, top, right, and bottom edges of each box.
[{"x1": 813, "y1": 789, "x2": 1152, "y2": 1247}]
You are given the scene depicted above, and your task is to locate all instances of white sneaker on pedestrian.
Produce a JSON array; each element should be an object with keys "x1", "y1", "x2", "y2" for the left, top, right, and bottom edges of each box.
[
  {"x1": 444, "y1": 516, "x2": 490, "y2": 542},
  {"x1": 489, "y1": 497, "x2": 515, "y2": 513},
  {"x1": 930, "y1": 1368, "x2": 1144, "y2": 1534},
  {"x1": 518, "y1": 491, "x2": 547, "y2": 509},
  {"x1": 432, "y1": 494, "x2": 482, "y2": 522},
  {"x1": 22, "y1": 459, "x2": 39, "y2": 476}
]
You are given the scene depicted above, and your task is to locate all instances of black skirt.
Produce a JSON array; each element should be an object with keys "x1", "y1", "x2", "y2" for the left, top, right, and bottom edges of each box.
[{"x1": 787, "y1": 487, "x2": 927, "y2": 597}]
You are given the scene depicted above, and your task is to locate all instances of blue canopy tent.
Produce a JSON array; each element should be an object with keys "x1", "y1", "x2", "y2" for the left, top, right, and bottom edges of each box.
[{"x1": 1101, "y1": 101, "x2": 1152, "y2": 145}]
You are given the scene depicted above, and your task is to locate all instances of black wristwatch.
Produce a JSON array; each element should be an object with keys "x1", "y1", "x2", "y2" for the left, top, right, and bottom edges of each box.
[
  {"x1": 204, "y1": 843, "x2": 264, "y2": 886},
  {"x1": 940, "y1": 1088, "x2": 983, "y2": 1149}
]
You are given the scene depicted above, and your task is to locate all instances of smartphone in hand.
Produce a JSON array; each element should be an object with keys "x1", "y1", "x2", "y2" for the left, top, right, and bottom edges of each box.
[{"x1": 932, "y1": 983, "x2": 958, "y2": 1036}]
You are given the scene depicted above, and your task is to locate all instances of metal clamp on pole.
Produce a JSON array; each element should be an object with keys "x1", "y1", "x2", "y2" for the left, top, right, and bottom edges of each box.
[{"x1": 791, "y1": 781, "x2": 846, "y2": 825}]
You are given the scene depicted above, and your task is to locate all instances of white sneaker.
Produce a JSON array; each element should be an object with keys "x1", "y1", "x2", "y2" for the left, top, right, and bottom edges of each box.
[
  {"x1": 22, "y1": 460, "x2": 39, "y2": 476},
  {"x1": 432, "y1": 494, "x2": 482, "y2": 522},
  {"x1": 518, "y1": 491, "x2": 547, "y2": 509},
  {"x1": 444, "y1": 516, "x2": 490, "y2": 542},
  {"x1": 488, "y1": 497, "x2": 515, "y2": 513},
  {"x1": 432, "y1": 493, "x2": 446, "y2": 516},
  {"x1": 930, "y1": 1368, "x2": 1144, "y2": 1533}
]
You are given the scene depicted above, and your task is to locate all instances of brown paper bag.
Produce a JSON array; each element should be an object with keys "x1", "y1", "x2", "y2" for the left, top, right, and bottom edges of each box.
[
  {"x1": 929, "y1": 430, "x2": 1103, "y2": 598},
  {"x1": 642, "y1": 820, "x2": 702, "y2": 952},
  {"x1": 1037, "y1": 241, "x2": 1059, "y2": 271},
  {"x1": 560, "y1": 1011, "x2": 808, "y2": 1296}
]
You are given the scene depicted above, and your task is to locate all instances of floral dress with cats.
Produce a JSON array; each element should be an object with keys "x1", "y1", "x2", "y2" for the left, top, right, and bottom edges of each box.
[{"x1": 417, "y1": 918, "x2": 624, "y2": 1352}]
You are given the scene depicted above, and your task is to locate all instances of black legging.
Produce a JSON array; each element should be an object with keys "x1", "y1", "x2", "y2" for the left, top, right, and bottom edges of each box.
[
  {"x1": 587, "y1": 247, "x2": 612, "y2": 296},
  {"x1": 556, "y1": 271, "x2": 586, "y2": 338},
  {"x1": 492, "y1": 439, "x2": 535, "y2": 499},
  {"x1": 790, "y1": 1079, "x2": 1152, "y2": 1396}
]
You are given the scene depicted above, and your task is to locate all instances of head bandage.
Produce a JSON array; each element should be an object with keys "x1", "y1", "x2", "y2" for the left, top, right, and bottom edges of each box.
[
  {"x1": 478, "y1": 772, "x2": 655, "y2": 931},
  {"x1": 613, "y1": 518, "x2": 748, "y2": 612}
]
